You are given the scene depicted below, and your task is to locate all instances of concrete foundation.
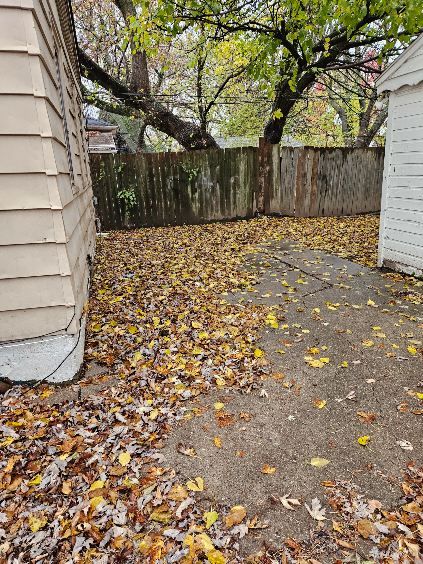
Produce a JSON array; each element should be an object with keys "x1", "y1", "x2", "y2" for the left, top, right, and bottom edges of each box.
[{"x1": 0, "y1": 318, "x2": 86, "y2": 383}]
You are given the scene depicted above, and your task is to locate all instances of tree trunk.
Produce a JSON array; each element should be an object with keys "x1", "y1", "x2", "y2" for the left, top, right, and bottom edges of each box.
[
  {"x1": 263, "y1": 71, "x2": 316, "y2": 144},
  {"x1": 79, "y1": 49, "x2": 219, "y2": 151},
  {"x1": 136, "y1": 123, "x2": 147, "y2": 152}
]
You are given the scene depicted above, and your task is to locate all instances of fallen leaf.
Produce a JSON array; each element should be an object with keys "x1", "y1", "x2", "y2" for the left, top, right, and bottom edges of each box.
[
  {"x1": 27, "y1": 474, "x2": 42, "y2": 486},
  {"x1": 62, "y1": 480, "x2": 72, "y2": 495},
  {"x1": 186, "y1": 477, "x2": 204, "y2": 491},
  {"x1": 213, "y1": 436, "x2": 222, "y2": 448},
  {"x1": 177, "y1": 443, "x2": 197, "y2": 457},
  {"x1": 313, "y1": 398, "x2": 327, "y2": 409},
  {"x1": 357, "y1": 519, "x2": 377, "y2": 539},
  {"x1": 357, "y1": 435, "x2": 370, "y2": 446},
  {"x1": 207, "y1": 548, "x2": 226, "y2": 564},
  {"x1": 396, "y1": 440, "x2": 413, "y2": 451},
  {"x1": 305, "y1": 498, "x2": 326, "y2": 521},
  {"x1": 90, "y1": 496, "x2": 104, "y2": 509},
  {"x1": 280, "y1": 494, "x2": 301, "y2": 510},
  {"x1": 118, "y1": 451, "x2": 131, "y2": 466},
  {"x1": 357, "y1": 411, "x2": 377, "y2": 423},
  {"x1": 28, "y1": 515, "x2": 47, "y2": 533},
  {"x1": 214, "y1": 402, "x2": 225, "y2": 411},
  {"x1": 90, "y1": 480, "x2": 105, "y2": 491},
  {"x1": 261, "y1": 464, "x2": 276, "y2": 474},
  {"x1": 225, "y1": 505, "x2": 247, "y2": 527},
  {"x1": 203, "y1": 510, "x2": 219, "y2": 529},
  {"x1": 310, "y1": 457, "x2": 330, "y2": 468}
]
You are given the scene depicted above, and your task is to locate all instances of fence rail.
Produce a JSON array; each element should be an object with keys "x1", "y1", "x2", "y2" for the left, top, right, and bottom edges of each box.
[{"x1": 90, "y1": 144, "x2": 384, "y2": 230}]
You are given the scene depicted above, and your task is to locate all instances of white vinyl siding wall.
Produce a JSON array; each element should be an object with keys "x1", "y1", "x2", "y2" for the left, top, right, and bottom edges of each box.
[{"x1": 378, "y1": 82, "x2": 423, "y2": 275}]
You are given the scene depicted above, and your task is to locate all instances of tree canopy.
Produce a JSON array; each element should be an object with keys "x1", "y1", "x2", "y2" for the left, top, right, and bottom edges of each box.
[{"x1": 76, "y1": 0, "x2": 423, "y2": 148}]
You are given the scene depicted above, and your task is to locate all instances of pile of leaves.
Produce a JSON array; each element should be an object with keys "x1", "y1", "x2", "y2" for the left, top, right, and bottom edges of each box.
[{"x1": 0, "y1": 216, "x2": 421, "y2": 562}]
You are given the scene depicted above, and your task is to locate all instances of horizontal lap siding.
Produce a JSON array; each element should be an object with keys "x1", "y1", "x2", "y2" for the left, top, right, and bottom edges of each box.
[
  {"x1": 0, "y1": 0, "x2": 95, "y2": 341},
  {"x1": 379, "y1": 84, "x2": 423, "y2": 274}
]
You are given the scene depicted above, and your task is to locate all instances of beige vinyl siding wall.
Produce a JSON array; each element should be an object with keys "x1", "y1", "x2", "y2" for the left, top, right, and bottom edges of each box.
[
  {"x1": 0, "y1": 0, "x2": 95, "y2": 342},
  {"x1": 378, "y1": 83, "x2": 423, "y2": 275}
]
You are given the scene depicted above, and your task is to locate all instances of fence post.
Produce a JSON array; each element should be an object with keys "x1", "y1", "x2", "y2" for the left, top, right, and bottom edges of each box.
[{"x1": 257, "y1": 137, "x2": 272, "y2": 214}]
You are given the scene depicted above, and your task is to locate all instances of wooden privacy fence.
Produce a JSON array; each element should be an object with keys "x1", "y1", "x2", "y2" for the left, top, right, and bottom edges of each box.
[{"x1": 90, "y1": 144, "x2": 384, "y2": 230}]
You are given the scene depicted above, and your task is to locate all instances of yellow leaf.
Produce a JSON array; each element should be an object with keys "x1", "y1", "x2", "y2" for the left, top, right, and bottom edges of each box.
[
  {"x1": 118, "y1": 451, "x2": 131, "y2": 466},
  {"x1": 91, "y1": 323, "x2": 102, "y2": 332},
  {"x1": 192, "y1": 321, "x2": 202, "y2": 329},
  {"x1": 28, "y1": 515, "x2": 47, "y2": 533},
  {"x1": 261, "y1": 464, "x2": 276, "y2": 474},
  {"x1": 207, "y1": 548, "x2": 226, "y2": 564},
  {"x1": 128, "y1": 325, "x2": 138, "y2": 334},
  {"x1": 150, "y1": 506, "x2": 172, "y2": 524},
  {"x1": 194, "y1": 533, "x2": 214, "y2": 555},
  {"x1": 0, "y1": 437, "x2": 15, "y2": 448},
  {"x1": 254, "y1": 348, "x2": 264, "y2": 358},
  {"x1": 357, "y1": 435, "x2": 370, "y2": 446},
  {"x1": 90, "y1": 495, "x2": 104, "y2": 509},
  {"x1": 132, "y1": 351, "x2": 143, "y2": 364},
  {"x1": 362, "y1": 339, "x2": 374, "y2": 347},
  {"x1": 214, "y1": 436, "x2": 222, "y2": 448},
  {"x1": 310, "y1": 457, "x2": 330, "y2": 468},
  {"x1": 225, "y1": 505, "x2": 247, "y2": 527},
  {"x1": 313, "y1": 399, "x2": 327, "y2": 409},
  {"x1": 367, "y1": 299, "x2": 376, "y2": 306},
  {"x1": 204, "y1": 510, "x2": 219, "y2": 529},
  {"x1": 339, "y1": 360, "x2": 348, "y2": 368},
  {"x1": 306, "y1": 358, "x2": 325, "y2": 368},
  {"x1": 28, "y1": 474, "x2": 42, "y2": 486},
  {"x1": 416, "y1": 392, "x2": 423, "y2": 400},
  {"x1": 149, "y1": 408, "x2": 159, "y2": 420},
  {"x1": 320, "y1": 357, "x2": 330, "y2": 364},
  {"x1": 152, "y1": 317, "x2": 160, "y2": 327},
  {"x1": 90, "y1": 480, "x2": 105, "y2": 491},
  {"x1": 214, "y1": 402, "x2": 225, "y2": 411},
  {"x1": 407, "y1": 346, "x2": 417, "y2": 356},
  {"x1": 308, "y1": 347, "x2": 320, "y2": 355},
  {"x1": 186, "y1": 477, "x2": 204, "y2": 491}
]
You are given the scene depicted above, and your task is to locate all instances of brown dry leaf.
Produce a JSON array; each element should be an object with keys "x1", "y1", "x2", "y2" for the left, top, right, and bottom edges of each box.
[
  {"x1": 357, "y1": 410, "x2": 377, "y2": 423},
  {"x1": 225, "y1": 505, "x2": 247, "y2": 527},
  {"x1": 167, "y1": 484, "x2": 188, "y2": 502},
  {"x1": 177, "y1": 443, "x2": 197, "y2": 457},
  {"x1": 215, "y1": 412, "x2": 235, "y2": 428},
  {"x1": 402, "y1": 501, "x2": 421, "y2": 513},
  {"x1": 357, "y1": 519, "x2": 377, "y2": 539},
  {"x1": 62, "y1": 480, "x2": 72, "y2": 495},
  {"x1": 336, "y1": 539, "x2": 355, "y2": 549}
]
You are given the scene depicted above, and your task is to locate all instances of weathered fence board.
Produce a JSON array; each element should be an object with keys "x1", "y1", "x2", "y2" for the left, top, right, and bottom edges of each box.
[
  {"x1": 90, "y1": 147, "x2": 257, "y2": 230},
  {"x1": 273, "y1": 147, "x2": 384, "y2": 217},
  {"x1": 90, "y1": 144, "x2": 384, "y2": 230}
]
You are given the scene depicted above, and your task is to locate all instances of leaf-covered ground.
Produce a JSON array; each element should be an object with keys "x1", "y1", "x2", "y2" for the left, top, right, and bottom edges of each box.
[{"x1": 0, "y1": 215, "x2": 422, "y2": 562}]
